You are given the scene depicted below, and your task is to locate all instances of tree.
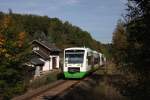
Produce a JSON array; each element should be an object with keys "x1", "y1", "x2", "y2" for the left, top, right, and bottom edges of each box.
[
  {"x1": 126, "y1": 0, "x2": 150, "y2": 73},
  {"x1": 0, "y1": 15, "x2": 30, "y2": 99},
  {"x1": 112, "y1": 19, "x2": 127, "y2": 66},
  {"x1": 113, "y1": 0, "x2": 150, "y2": 99}
]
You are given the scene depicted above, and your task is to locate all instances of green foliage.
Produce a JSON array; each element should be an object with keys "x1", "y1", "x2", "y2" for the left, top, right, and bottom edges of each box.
[
  {"x1": 28, "y1": 71, "x2": 59, "y2": 89},
  {"x1": 0, "y1": 15, "x2": 31, "y2": 99},
  {"x1": 125, "y1": 0, "x2": 150, "y2": 75},
  {"x1": 4, "y1": 12, "x2": 102, "y2": 51},
  {"x1": 112, "y1": 20, "x2": 127, "y2": 65},
  {"x1": 112, "y1": 0, "x2": 150, "y2": 99},
  {"x1": 101, "y1": 44, "x2": 113, "y2": 60},
  {"x1": 124, "y1": 1, "x2": 150, "y2": 99}
]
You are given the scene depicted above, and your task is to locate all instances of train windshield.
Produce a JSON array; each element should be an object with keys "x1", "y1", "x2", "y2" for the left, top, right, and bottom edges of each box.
[{"x1": 65, "y1": 50, "x2": 84, "y2": 64}]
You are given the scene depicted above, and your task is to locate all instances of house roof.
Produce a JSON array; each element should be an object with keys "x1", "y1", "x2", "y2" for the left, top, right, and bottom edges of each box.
[
  {"x1": 33, "y1": 50, "x2": 50, "y2": 60},
  {"x1": 31, "y1": 58, "x2": 44, "y2": 66},
  {"x1": 32, "y1": 40, "x2": 61, "y2": 52}
]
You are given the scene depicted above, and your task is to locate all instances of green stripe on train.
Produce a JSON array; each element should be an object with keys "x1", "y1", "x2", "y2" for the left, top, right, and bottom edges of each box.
[{"x1": 64, "y1": 72, "x2": 88, "y2": 78}]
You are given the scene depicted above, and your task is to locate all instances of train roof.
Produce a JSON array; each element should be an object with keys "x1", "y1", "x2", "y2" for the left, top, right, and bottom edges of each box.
[
  {"x1": 64, "y1": 47, "x2": 91, "y2": 51},
  {"x1": 64, "y1": 47, "x2": 104, "y2": 55}
]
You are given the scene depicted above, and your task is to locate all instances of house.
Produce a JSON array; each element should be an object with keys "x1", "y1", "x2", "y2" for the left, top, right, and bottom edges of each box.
[{"x1": 30, "y1": 40, "x2": 61, "y2": 77}]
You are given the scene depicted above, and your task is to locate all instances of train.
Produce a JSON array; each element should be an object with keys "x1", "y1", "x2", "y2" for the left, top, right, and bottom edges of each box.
[{"x1": 63, "y1": 47, "x2": 106, "y2": 78}]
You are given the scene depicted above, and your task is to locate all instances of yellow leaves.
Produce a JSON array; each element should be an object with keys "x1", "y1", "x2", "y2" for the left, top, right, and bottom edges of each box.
[
  {"x1": 0, "y1": 15, "x2": 29, "y2": 64},
  {"x1": 0, "y1": 15, "x2": 12, "y2": 33},
  {"x1": 0, "y1": 35, "x2": 5, "y2": 46},
  {"x1": 4, "y1": 53, "x2": 10, "y2": 58},
  {"x1": 0, "y1": 48, "x2": 11, "y2": 59},
  {"x1": 2, "y1": 15, "x2": 12, "y2": 29},
  {"x1": 112, "y1": 21, "x2": 127, "y2": 50},
  {"x1": 0, "y1": 15, "x2": 26, "y2": 48},
  {"x1": 2, "y1": 48, "x2": 6, "y2": 53},
  {"x1": 0, "y1": 47, "x2": 7, "y2": 58},
  {"x1": 0, "y1": 35, "x2": 7, "y2": 56},
  {"x1": 0, "y1": 16, "x2": 12, "y2": 46},
  {"x1": 18, "y1": 31, "x2": 26, "y2": 48},
  {"x1": 0, "y1": 48, "x2": 6, "y2": 53},
  {"x1": 18, "y1": 32, "x2": 26, "y2": 41},
  {"x1": 0, "y1": 34, "x2": 6, "y2": 56}
]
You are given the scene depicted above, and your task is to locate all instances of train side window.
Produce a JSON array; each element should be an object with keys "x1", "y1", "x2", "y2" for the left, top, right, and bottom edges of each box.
[
  {"x1": 87, "y1": 52, "x2": 92, "y2": 65},
  {"x1": 94, "y1": 57, "x2": 99, "y2": 64},
  {"x1": 88, "y1": 56, "x2": 92, "y2": 65}
]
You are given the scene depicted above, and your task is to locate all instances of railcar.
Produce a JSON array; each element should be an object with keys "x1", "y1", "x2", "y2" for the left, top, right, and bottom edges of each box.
[{"x1": 63, "y1": 47, "x2": 105, "y2": 78}]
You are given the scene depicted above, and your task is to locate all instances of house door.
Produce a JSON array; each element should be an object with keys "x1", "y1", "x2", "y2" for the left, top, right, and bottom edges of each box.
[{"x1": 52, "y1": 57, "x2": 56, "y2": 69}]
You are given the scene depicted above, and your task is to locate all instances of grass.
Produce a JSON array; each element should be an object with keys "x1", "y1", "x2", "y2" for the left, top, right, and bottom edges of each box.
[
  {"x1": 92, "y1": 81, "x2": 126, "y2": 100},
  {"x1": 90, "y1": 62, "x2": 127, "y2": 100},
  {"x1": 28, "y1": 70, "x2": 62, "y2": 90}
]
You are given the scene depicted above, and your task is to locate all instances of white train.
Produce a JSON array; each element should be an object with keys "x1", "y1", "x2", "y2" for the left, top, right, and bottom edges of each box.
[{"x1": 63, "y1": 47, "x2": 106, "y2": 78}]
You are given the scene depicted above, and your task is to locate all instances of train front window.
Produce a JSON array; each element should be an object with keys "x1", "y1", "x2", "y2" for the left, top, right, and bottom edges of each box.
[{"x1": 65, "y1": 50, "x2": 84, "y2": 64}]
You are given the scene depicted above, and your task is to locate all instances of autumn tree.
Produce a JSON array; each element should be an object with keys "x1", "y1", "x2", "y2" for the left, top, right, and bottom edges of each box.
[
  {"x1": 0, "y1": 15, "x2": 30, "y2": 99},
  {"x1": 124, "y1": 0, "x2": 150, "y2": 99},
  {"x1": 112, "y1": 0, "x2": 150, "y2": 99},
  {"x1": 112, "y1": 20, "x2": 127, "y2": 66}
]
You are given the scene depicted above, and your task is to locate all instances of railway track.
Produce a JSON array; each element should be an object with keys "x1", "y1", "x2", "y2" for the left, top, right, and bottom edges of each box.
[
  {"x1": 12, "y1": 79, "x2": 81, "y2": 100},
  {"x1": 31, "y1": 80, "x2": 79, "y2": 100},
  {"x1": 12, "y1": 68, "x2": 101, "y2": 100}
]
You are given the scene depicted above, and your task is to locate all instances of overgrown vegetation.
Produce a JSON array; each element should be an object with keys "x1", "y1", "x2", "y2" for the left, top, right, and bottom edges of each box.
[
  {"x1": 28, "y1": 71, "x2": 60, "y2": 90},
  {"x1": 0, "y1": 15, "x2": 31, "y2": 100},
  {"x1": 112, "y1": 0, "x2": 150, "y2": 99}
]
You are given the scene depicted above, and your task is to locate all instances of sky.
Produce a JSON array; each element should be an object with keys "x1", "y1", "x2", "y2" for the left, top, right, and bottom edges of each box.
[{"x1": 0, "y1": 0, "x2": 127, "y2": 43}]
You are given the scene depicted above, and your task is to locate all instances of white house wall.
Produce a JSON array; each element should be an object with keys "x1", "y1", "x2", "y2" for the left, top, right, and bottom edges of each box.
[
  {"x1": 38, "y1": 56, "x2": 60, "y2": 72},
  {"x1": 50, "y1": 56, "x2": 53, "y2": 70},
  {"x1": 56, "y1": 56, "x2": 59, "y2": 68},
  {"x1": 43, "y1": 61, "x2": 50, "y2": 71},
  {"x1": 39, "y1": 58, "x2": 51, "y2": 71}
]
